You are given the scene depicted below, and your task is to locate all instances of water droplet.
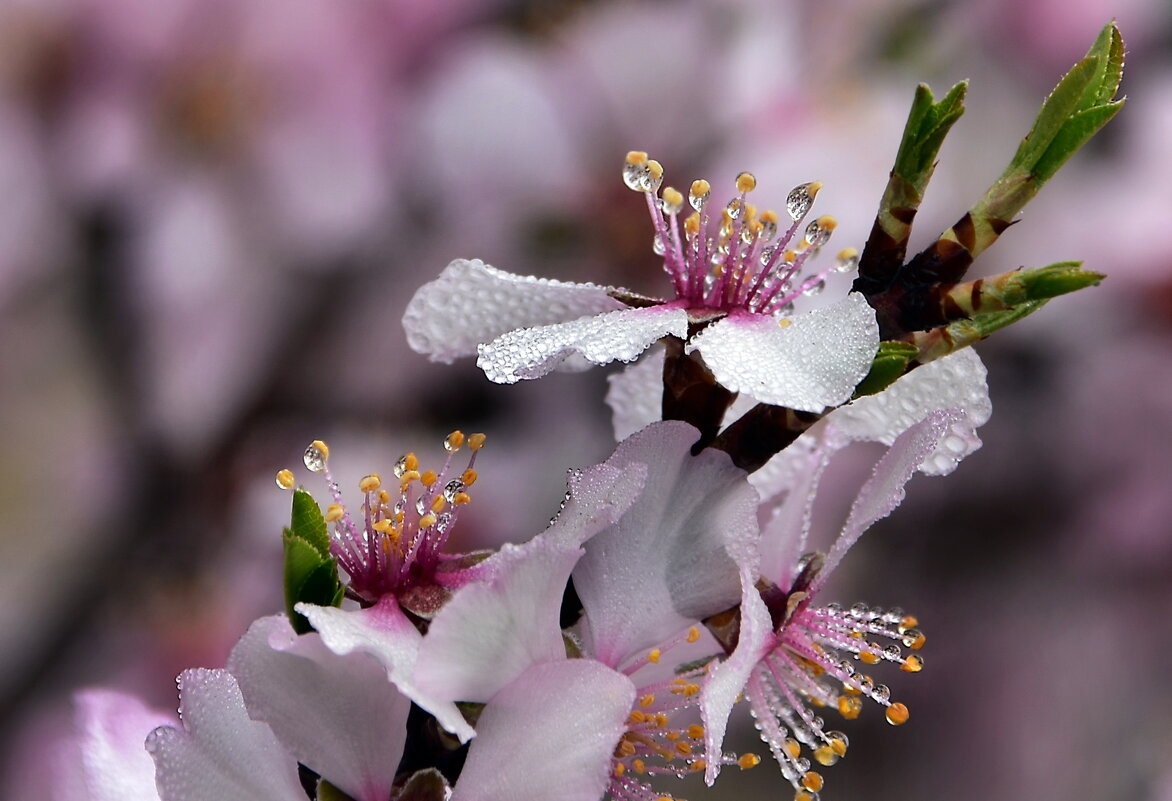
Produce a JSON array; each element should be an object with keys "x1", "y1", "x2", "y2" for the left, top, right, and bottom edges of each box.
[
  {"x1": 652, "y1": 234, "x2": 667, "y2": 255},
  {"x1": 873, "y1": 684, "x2": 891, "y2": 702},
  {"x1": 883, "y1": 607, "x2": 905, "y2": 624},
  {"x1": 726, "y1": 197, "x2": 744, "y2": 219},
  {"x1": 825, "y1": 731, "x2": 849, "y2": 749},
  {"x1": 689, "y1": 188, "x2": 710, "y2": 211},
  {"x1": 623, "y1": 160, "x2": 649, "y2": 191},
  {"x1": 787, "y1": 183, "x2": 815, "y2": 220},
  {"x1": 901, "y1": 629, "x2": 924, "y2": 648},
  {"x1": 393, "y1": 499, "x2": 406, "y2": 515},
  {"x1": 804, "y1": 219, "x2": 833, "y2": 248},
  {"x1": 849, "y1": 602, "x2": 869, "y2": 619},
  {"x1": 884, "y1": 644, "x2": 902, "y2": 660},
  {"x1": 393, "y1": 454, "x2": 409, "y2": 479},
  {"x1": 415, "y1": 497, "x2": 428, "y2": 515},
  {"x1": 838, "y1": 660, "x2": 855, "y2": 676},
  {"x1": 802, "y1": 279, "x2": 826, "y2": 297},
  {"x1": 835, "y1": 251, "x2": 859, "y2": 273},
  {"x1": 795, "y1": 757, "x2": 811, "y2": 773},
  {"x1": 303, "y1": 442, "x2": 328, "y2": 473},
  {"x1": 435, "y1": 512, "x2": 454, "y2": 534},
  {"x1": 859, "y1": 676, "x2": 875, "y2": 694},
  {"x1": 825, "y1": 603, "x2": 843, "y2": 615},
  {"x1": 443, "y1": 479, "x2": 466, "y2": 502},
  {"x1": 759, "y1": 245, "x2": 778, "y2": 266}
]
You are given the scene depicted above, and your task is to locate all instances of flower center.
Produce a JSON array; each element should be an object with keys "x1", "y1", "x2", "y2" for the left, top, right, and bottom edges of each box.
[
  {"x1": 277, "y1": 431, "x2": 486, "y2": 604},
  {"x1": 623, "y1": 151, "x2": 858, "y2": 317}
]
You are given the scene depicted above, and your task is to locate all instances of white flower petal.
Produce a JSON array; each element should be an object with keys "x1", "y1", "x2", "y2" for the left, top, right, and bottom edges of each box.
[
  {"x1": 228, "y1": 616, "x2": 409, "y2": 801},
  {"x1": 71, "y1": 690, "x2": 174, "y2": 801},
  {"x1": 826, "y1": 347, "x2": 992, "y2": 475},
  {"x1": 415, "y1": 540, "x2": 582, "y2": 704},
  {"x1": 573, "y1": 421, "x2": 758, "y2": 668},
  {"x1": 146, "y1": 669, "x2": 304, "y2": 801},
  {"x1": 403, "y1": 258, "x2": 626, "y2": 363},
  {"x1": 476, "y1": 305, "x2": 689, "y2": 384},
  {"x1": 688, "y1": 293, "x2": 879, "y2": 411},
  {"x1": 605, "y1": 346, "x2": 664, "y2": 441},
  {"x1": 451, "y1": 660, "x2": 635, "y2": 801},
  {"x1": 298, "y1": 598, "x2": 475, "y2": 743}
]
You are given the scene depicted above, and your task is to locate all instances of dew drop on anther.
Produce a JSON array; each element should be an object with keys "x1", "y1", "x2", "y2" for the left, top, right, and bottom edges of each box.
[{"x1": 303, "y1": 441, "x2": 328, "y2": 472}]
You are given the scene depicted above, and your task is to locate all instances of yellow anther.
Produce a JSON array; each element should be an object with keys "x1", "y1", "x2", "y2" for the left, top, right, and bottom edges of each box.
[
  {"x1": 687, "y1": 724, "x2": 704, "y2": 739},
  {"x1": 802, "y1": 772, "x2": 825, "y2": 792},
  {"x1": 860, "y1": 648, "x2": 880, "y2": 665},
  {"x1": 899, "y1": 615, "x2": 919, "y2": 631},
  {"x1": 690, "y1": 178, "x2": 710, "y2": 198},
  {"x1": 796, "y1": 793, "x2": 815, "y2": 801},
  {"x1": 431, "y1": 496, "x2": 447, "y2": 513},
  {"x1": 462, "y1": 468, "x2": 478, "y2": 486},
  {"x1": 735, "y1": 171, "x2": 757, "y2": 193},
  {"x1": 784, "y1": 738, "x2": 801, "y2": 759},
  {"x1": 744, "y1": 202, "x2": 757, "y2": 221},
  {"x1": 806, "y1": 181, "x2": 824, "y2": 199},
  {"x1": 761, "y1": 209, "x2": 779, "y2": 224},
  {"x1": 684, "y1": 213, "x2": 701, "y2": 235},
  {"x1": 837, "y1": 246, "x2": 859, "y2": 261},
  {"x1": 784, "y1": 248, "x2": 797, "y2": 263},
  {"x1": 419, "y1": 513, "x2": 437, "y2": 528},
  {"x1": 675, "y1": 741, "x2": 692, "y2": 756},
  {"x1": 647, "y1": 160, "x2": 663, "y2": 181},
  {"x1": 400, "y1": 469, "x2": 421, "y2": 484},
  {"x1": 454, "y1": 492, "x2": 472, "y2": 505},
  {"x1": 830, "y1": 737, "x2": 848, "y2": 757},
  {"x1": 445, "y1": 430, "x2": 465, "y2": 451},
  {"x1": 394, "y1": 510, "x2": 404, "y2": 524},
  {"x1": 629, "y1": 710, "x2": 646, "y2": 724},
  {"x1": 738, "y1": 753, "x2": 761, "y2": 770},
  {"x1": 686, "y1": 626, "x2": 701, "y2": 643},
  {"x1": 372, "y1": 519, "x2": 394, "y2": 532},
  {"x1": 690, "y1": 759, "x2": 707, "y2": 772},
  {"x1": 324, "y1": 504, "x2": 344, "y2": 523},
  {"x1": 275, "y1": 469, "x2": 295, "y2": 490},
  {"x1": 421, "y1": 470, "x2": 437, "y2": 487},
  {"x1": 815, "y1": 215, "x2": 838, "y2": 232},
  {"x1": 633, "y1": 759, "x2": 646, "y2": 774},
  {"x1": 778, "y1": 318, "x2": 793, "y2": 328},
  {"x1": 640, "y1": 694, "x2": 656, "y2": 708},
  {"x1": 837, "y1": 695, "x2": 862, "y2": 720},
  {"x1": 614, "y1": 763, "x2": 625, "y2": 777},
  {"x1": 908, "y1": 632, "x2": 926, "y2": 650},
  {"x1": 901, "y1": 654, "x2": 924, "y2": 673},
  {"x1": 885, "y1": 702, "x2": 910, "y2": 726},
  {"x1": 310, "y1": 440, "x2": 330, "y2": 461},
  {"x1": 468, "y1": 432, "x2": 487, "y2": 451},
  {"x1": 661, "y1": 186, "x2": 685, "y2": 213},
  {"x1": 619, "y1": 739, "x2": 637, "y2": 757},
  {"x1": 655, "y1": 713, "x2": 669, "y2": 727},
  {"x1": 813, "y1": 746, "x2": 837, "y2": 766},
  {"x1": 359, "y1": 474, "x2": 382, "y2": 493},
  {"x1": 626, "y1": 151, "x2": 649, "y2": 167},
  {"x1": 665, "y1": 731, "x2": 680, "y2": 742},
  {"x1": 850, "y1": 630, "x2": 864, "y2": 639},
  {"x1": 648, "y1": 649, "x2": 662, "y2": 664},
  {"x1": 682, "y1": 683, "x2": 700, "y2": 697},
  {"x1": 843, "y1": 684, "x2": 862, "y2": 696},
  {"x1": 377, "y1": 490, "x2": 390, "y2": 504},
  {"x1": 404, "y1": 453, "x2": 419, "y2": 472}
]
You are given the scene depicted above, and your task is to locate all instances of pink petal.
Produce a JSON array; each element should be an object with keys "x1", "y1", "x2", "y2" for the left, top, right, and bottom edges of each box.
[
  {"x1": 403, "y1": 259, "x2": 626, "y2": 363},
  {"x1": 687, "y1": 293, "x2": 879, "y2": 411},
  {"x1": 758, "y1": 441, "x2": 832, "y2": 589},
  {"x1": 146, "y1": 669, "x2": 304, "y2": 801},
  {"x1": 450, "y1": 660, "x2": 636, "y2": 801},
  {"x1": 476, "y1": 304, "x2": 689, "y2": 384},
  {"x1": 604, "y1": 346, "x2": 664, "y2": 441},
  {"x1": 228, "y1": 615, "x2": 410, "y2": 801},
  {"x1": 814, "y1": 409, "x2": 963, "y2": 592},
  {"x1": 541, "y1": 460, "x2": 649, "y2": 550},
  {"x1": 573, "y1": 421, "x2": 758, "y2": 668},
  {"x1": 415, "y1": 540, "x2": 582, "y2": 703},
  {"x1": 297, "y1": 598, "x2": 475, "y2": 743},
  {"x1": 70, "y1": 689, "x2": 174, "y2": 801}
]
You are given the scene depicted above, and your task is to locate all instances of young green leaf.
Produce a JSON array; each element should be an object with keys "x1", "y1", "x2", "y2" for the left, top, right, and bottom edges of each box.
[
  {"x1": 282, "y1": 531, "x2": 342, "y2": 635},
  {"x1": 852, "y1": 341, "x2": 919, "y2": 399},
  {"x1": 290, "y1": 487, "x2": 330, "y2": 559}
]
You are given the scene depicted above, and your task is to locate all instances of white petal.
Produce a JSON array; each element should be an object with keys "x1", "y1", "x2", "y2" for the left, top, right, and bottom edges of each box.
[
  {"x1": 146, "y1": 669, "x2": 304, "y2": 801},
  {"x1": 605, "y1": 346, "x2": 664, "y2": 441},
  {"x1": 826, "y1": 348, "x2": 992, "y2": 475},
  {"x1": 814, "y1": 409, "x2": 963, "y2": 591},
  {"x1": 228, "y1": 616, "x2": 409, "y2": 801},
  {"x1": 451, "y1": 660, "x2": 635, "y2": 801},
  {"x1": 476, "y1": 304, "x2": 689, "y2": 384},
  {"x1": 688, "y1": 293, "x2": 879, "y2": 411},
  {"x1": 403, "y1": 258, "x2": 626, "y2": 363},
  {"x1": 573, "y1": 421, "x2": 758, "y2": 668},
  {"x1": 540, "y1": 460, "x2": 649, "y2": 550},
  {"x1": 298, "y1": 598, "x2": 475, "y2": 743},
  {"x1": 72, "y1": 690, "x2": 174, "y2": 801},
  {"x1": 415, "y1": 540, "x2": 582, "y2": 704}
]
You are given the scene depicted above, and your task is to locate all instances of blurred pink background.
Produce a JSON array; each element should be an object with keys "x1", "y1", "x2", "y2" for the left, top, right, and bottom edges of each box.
[{"x1": 1, "y1": 0, "x2": 1170, "y2": 799}]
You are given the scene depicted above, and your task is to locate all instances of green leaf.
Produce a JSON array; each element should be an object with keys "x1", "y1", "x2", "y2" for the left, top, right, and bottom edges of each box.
[
  {"x1": 290, "y1": 488, "x2": 330, "y2": 559},
  {"x1": 908, "y1": 301, "x2": 1049, "y2": 364},
  {"x1": 852, "y1": 341, "x2": 919, "y2": 399},
  {"x1": 282, "y1": 531, "x2": 341, "y2": 635},
  {"x1": 892, "y1": 81, "x2": 968, "y2": 188},
  {"x1": 1032, "y1": 101, "x2": 1123, "y2": 183}
]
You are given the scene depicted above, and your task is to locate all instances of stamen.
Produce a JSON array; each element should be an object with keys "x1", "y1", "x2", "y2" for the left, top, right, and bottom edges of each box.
[{"x1": 275, "y1": 469, "x2": 295, "y2": 490}]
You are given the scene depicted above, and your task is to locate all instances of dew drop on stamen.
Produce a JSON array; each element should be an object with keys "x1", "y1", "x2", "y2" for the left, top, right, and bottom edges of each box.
[
  {"x1": 653, "y1": 234, "x2": 667, "y2": 255},
  {"x1": 303, "y1": 442, "x2": 328, "y2": 473},
  {"x1": 873, "y1": 684, "x2": 891, "y2": 703},
  {"x1": 393, "y1": 454, "x2": 409, "y2": 479},
  {"x1": 787, "y1": 183, "x2": 816, "y2": 220},
  {"x1": 803, "y1": 280, "x2": 826, "y2": 297},
  {"x1": 443, "y1": 479, "x2": 466, "y2": 503},
  {"x1": 804, "y1": 219, "x2": 833, "y2": 248}
]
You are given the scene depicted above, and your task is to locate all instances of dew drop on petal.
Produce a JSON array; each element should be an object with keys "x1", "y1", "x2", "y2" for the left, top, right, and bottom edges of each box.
[{"x1": 803, "y1": 279, "x2": 826, "y2": 297}]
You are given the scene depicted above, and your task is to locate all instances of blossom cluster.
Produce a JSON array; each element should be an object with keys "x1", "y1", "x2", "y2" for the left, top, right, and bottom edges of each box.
[{"x1": 51, "y1": 21, "x2": 1121, "y2": 801}]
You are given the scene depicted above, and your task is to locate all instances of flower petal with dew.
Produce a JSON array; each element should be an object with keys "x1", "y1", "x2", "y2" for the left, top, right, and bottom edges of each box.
[
  {"x1": 299, "y1": 596, "x2": 475, "y2": 743},
  {"x1": 146, "y1": 669, "x2": 305, "y2": 801},
  {"x1": 404, "y1": 154, "x2": 880, "y2": 411},
  {"x1": 228, "y1": 615, "x2": 411, "y2": 801},
  {"x1": 700, "y1": 411, "x2": 958, "y2": 797},
  {"x1": 572, "y1": 421, "x2": 759, "y2": 669}
]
